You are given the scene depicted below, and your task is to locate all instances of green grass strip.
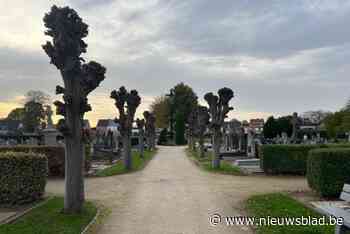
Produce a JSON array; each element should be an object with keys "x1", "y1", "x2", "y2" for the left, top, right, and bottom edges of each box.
[
  {"x1": 246, "y1": 193, "x2": 338, "y2": 234},
  {"x1": 0, "y1": 197, "x2": 97, "y2": 234},
  {"x1": 95, "y1": 149, "x2": 157, "y2": 177},
  {"x1": 186, "y1": 148, "x2": 242, "y2": 175}
]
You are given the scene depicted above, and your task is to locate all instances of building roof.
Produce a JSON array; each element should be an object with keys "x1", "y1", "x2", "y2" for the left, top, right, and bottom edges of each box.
[{"x1": 0, "y1": 119, "x2": 22, "y2": 132}]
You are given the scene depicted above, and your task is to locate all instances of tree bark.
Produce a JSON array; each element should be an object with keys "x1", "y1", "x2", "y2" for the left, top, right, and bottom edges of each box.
[
  {"x1": 199, "y1": 136, "x2": 205, "y2": 158},
  {"x1": 139, "y1": 133, "x2": 144, "y2": 158},
  {"x1": 212, "y1": 129, "x2": 221, "y2": 169},
  {"x1": 63, "y1": 74, "x2": 84, "y2": 213},
  {"x1": 123, "y1": 134, "x2": 132, "y2": 170}
]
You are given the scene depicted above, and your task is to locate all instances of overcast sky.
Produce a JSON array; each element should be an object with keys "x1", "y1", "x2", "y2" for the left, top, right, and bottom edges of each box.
[{"x1": 0, "y1": 0, "x2": 349, "y2": 126}]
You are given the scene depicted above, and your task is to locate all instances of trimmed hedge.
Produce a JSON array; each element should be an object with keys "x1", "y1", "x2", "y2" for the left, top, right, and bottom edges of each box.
[
  {"x1": 260, "y1": 145, "x2": 320, "y2": 174},
  {"x1": 0, "y1": 146, "x2": 65, "y2": 177},
  {"x1": 0, "y1": 145, "x2": 91, "y2": 177},
  {"x1": 0, "y1": 152, "x2": 48, "y2": 205},
  {"x1": 307, "y1": 148, "x2": 350, "y2": 198},
  {"x1": 260, "y1": 144, "x2": 350, "y2": 175}
]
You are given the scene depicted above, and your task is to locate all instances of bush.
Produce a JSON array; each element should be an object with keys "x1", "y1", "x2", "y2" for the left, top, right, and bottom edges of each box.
[
  {"x1": 0, "y1": 151, "x2": 48, "y2": 205},
  {"x1": 307, "y1": 148, "x2": 350, "y2": 198},
  {"x1": 0, "y1": 145, "x2": 91, "y2": 177},
  {"x1": 0, "y1": 146, "x2": 65, "y2": 177},
  {"x1": 260, "y1": 144, "x2": 350, "y2": 175},
  {"x1": 260, "y1": 145, "x2": 320, "y2": 174}
]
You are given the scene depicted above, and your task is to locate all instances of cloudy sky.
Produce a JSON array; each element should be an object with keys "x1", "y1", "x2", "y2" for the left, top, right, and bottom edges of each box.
[{"x1": 1, "y1": 0, "x2": 349, "y2": 126}]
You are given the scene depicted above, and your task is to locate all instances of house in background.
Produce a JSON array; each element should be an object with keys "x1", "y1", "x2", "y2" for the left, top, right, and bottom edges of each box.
[{"x1": 0, "y1": 119, "x2": 23, "y2": 136}]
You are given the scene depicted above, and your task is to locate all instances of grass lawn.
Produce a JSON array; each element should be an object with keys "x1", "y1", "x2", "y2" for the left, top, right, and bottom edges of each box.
[
  {"x1": 0, "y1": 197, "x2": 97, "y2": 234},
  {"x1": 246, "y1": 193, "x2": 341, "y2": 234},
  {"x1": 95, "y1": 149, "x2": 157, "y2": 177},
  {"x1": 186, "y1": 148, "x2": 242, "y2": 175}
]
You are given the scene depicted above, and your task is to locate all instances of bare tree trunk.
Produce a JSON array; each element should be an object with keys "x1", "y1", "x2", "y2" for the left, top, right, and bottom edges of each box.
[
  {"x1": 152, "y1": 133, "x2": 156, "y2": 149},
  {"x1": 63, "y1": 76, "x2": 84, "y2": 213},
  {"x1": 123, "y1": 134, "x2": 132, "y2": 170},
  {"x1": 139, "y1": 134, "x2": 144, "y2": 158},
  {"x1": 212, "y1": 129, "x2": 221, "y2": 169},
  {"x1": 191, "y1": 137, "x2": 196, "y2": 151},
  {"x1": 199, "y1": 136, "x2": 205, "y2": 158},
  {"x1": 188, "y1": 137, "x2": 193, "y2": 150}
]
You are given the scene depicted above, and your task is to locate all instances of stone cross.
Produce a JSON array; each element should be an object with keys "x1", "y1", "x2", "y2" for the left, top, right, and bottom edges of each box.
[{"x1": 45, "y1": 105, "x2": 54, "y2": 129}]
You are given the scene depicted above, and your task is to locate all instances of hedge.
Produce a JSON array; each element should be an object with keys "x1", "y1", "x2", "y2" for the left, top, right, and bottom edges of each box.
[
  {"x1": 307, "y1": 148, "x2": 350, "y2": 198},
  {"x1": 0, "y1": 146, "x2": 91, "y2": 177},
  {"x1": 0, "y1": 151, "x2": 48, "y2": 205},
  {"x1": 260, "y1": 144, "x2": 350, "y2": 175},
  {"x1": 260, "y1": 145, "x2": 320, "y2": 174}
]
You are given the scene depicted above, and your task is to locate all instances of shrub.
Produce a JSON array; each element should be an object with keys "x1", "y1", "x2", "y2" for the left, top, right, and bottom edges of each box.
[
  {"x1": 0, "y1": 145, "x2": 91, "y2": 177},
  {"x1": 260, "y1": 145, "x2": 320, "y2": 174},
  {"x1": 307, "y1": 148, "x2": 350, "y2": 198},
  {"x1": 0, "y1": 146, "x2": 65, "y2": 177},
  {"x1": 260, "y1": 144, "x2": 350, "y2": 175},
  {"x1": 0, "y1": 151, "x2": 48, "y2": 205}
]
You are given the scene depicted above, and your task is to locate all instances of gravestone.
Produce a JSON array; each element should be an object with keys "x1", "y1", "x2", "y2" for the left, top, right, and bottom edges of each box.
[
  {"x1": 281, "y1": 132, "x2": 288, "y2": 144},
  {"x1": 42, "y1": 106, "x2": 61, "y2": 146},
  {"x1": 247, "y1": 129, "x2": 255, "y2": 157}
]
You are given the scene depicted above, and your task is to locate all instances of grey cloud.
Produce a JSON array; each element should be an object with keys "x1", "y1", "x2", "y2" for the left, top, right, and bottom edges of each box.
[
  {"x1": 0, "y1": 0, "x2": 349, "y2": 121},
  {"x1": 158, "y1": 0, "x2": 350, "y2": 59},
  {"x1": 0, "y1": 47, "x2": 61, "y2": 100},
  {"x1": 68, "y1": 0, "x2": 114, "y2": 9}
]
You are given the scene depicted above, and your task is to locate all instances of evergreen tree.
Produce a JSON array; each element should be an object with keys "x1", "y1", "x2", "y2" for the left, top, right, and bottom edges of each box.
[{"x1": 175, "y1": 111, "x2": 186, "y2": 145}]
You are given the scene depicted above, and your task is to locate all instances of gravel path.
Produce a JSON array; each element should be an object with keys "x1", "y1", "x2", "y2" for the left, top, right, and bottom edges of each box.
[{"x1": 46, "y1": 146, "x2": 308, "y2": 234}]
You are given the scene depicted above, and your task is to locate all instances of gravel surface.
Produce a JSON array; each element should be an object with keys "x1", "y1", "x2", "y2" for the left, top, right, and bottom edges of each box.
[{"x1": 46, "y1": 146, "x2": 308, "y2": 234}]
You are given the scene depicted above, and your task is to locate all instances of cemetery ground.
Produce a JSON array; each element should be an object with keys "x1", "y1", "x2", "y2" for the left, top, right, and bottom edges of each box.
[
  {"x1": 2, "y1": 146, "x2": 348, "y2": 233},
  {"x1": 45, "y1": 146, "x2": 311, "y2": 234}
]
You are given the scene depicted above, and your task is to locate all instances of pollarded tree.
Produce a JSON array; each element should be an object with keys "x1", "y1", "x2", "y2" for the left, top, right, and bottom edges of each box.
[
  {"x1": 136, "y1": 118, "x2": 145, "y2": 158},
  {"x1": 196, "y1": 106, "x2": 210, "y2": 158},
  {"x1": 204, "y1": 88, "x2": 234, "y2": 169},
  {"x1": 111, "y1": 87, "x2": 141, "y2": 170},
  {"x1": 42, "y1": 5, "x2": 106, "y2": 213},
  {"x1": 143, "y1": 111, "x2": 156, "y2": 150}
]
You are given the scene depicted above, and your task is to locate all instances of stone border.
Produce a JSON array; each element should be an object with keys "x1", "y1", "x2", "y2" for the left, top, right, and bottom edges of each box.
[
  {"x1": 81, "y1": 207, "x2": 101, "y2": 234},
  {"x1": 0, "y1": 197, "x2": 53, "y2": 225}
]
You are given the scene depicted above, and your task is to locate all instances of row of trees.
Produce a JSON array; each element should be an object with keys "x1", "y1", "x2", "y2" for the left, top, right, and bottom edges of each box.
[
  {"x1": 150, "y1": 83, "x2": 198, "y2": 145},
  {"x1": 42, "y1": 5, "x2": 156, "y2": 214},
  {"x1": 150, "y1": 84, "x2": 235, "y2": 168},
  {"x1": 186, "y1": 88, "x2": 234, "y2": 169}
]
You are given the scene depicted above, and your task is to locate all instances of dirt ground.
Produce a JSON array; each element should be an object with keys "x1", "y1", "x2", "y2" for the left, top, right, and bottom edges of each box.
[{"x1": 46, "y1": 146, "x2": 309, "y2": 234}]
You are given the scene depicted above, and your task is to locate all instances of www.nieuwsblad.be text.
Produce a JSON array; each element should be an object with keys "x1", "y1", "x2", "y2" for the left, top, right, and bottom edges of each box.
[{"x1": 209, "y1": 214, "x2": 344, "y2": 227}]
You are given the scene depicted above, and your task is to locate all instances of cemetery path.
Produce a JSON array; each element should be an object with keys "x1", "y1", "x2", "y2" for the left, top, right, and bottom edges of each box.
[{"x1": 46, "y1": 146, "x2": 308, "y2": 234}]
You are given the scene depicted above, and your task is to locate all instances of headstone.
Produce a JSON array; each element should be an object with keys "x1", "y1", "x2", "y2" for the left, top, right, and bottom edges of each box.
[
  {"x1": 281, "y1": 132, "x2": 288, "y2": 144},
  {"x1": 247, "y1": 129, "x2": 255, "y2": 157},
  {"x1": 42, "y1": 106, "x2": 61, "y2": 146},
  {"x1": 303, "y1": 134, "x2": 308, "y2": 144}
]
